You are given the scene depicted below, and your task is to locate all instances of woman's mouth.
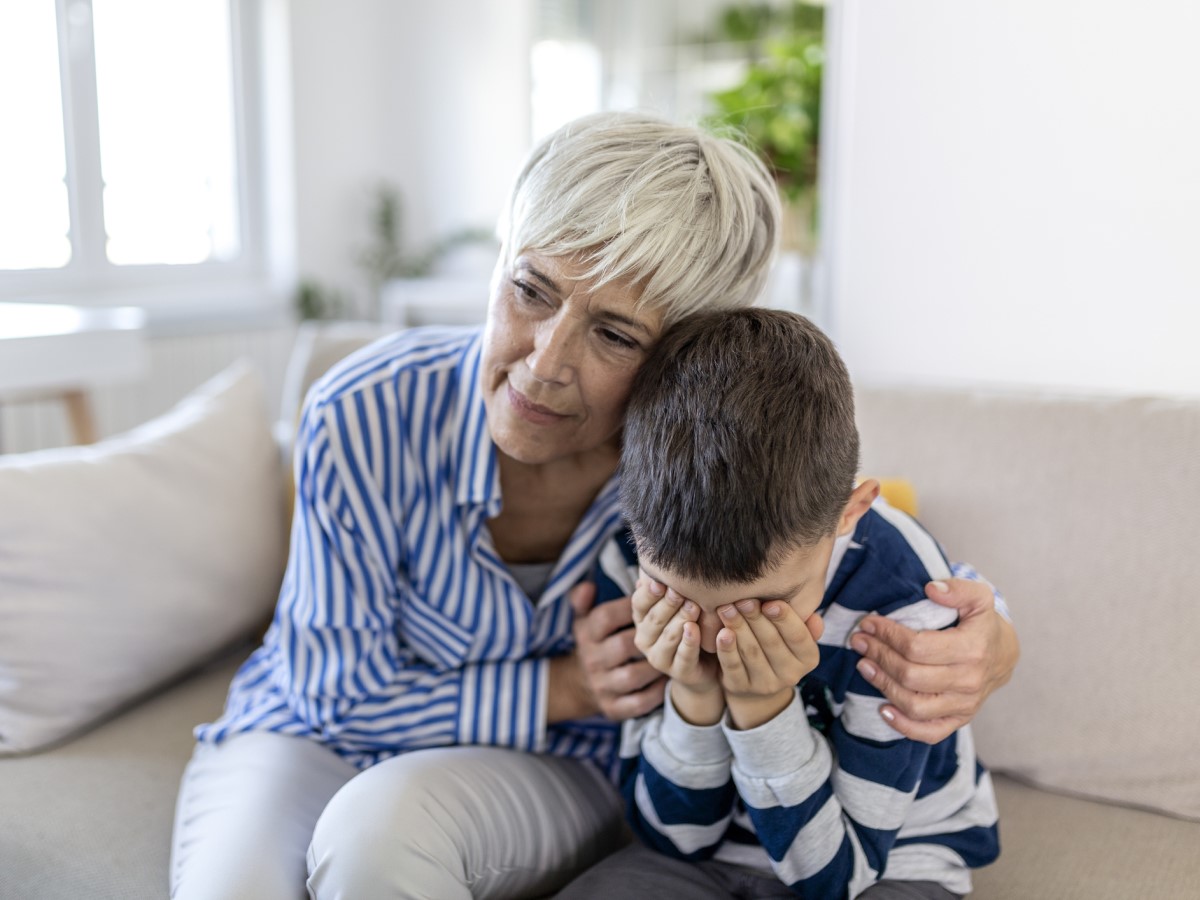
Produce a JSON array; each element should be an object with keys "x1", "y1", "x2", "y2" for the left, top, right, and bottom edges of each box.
[{"x1": 507, "y1": 384, "x2": 569, "y2": 424}]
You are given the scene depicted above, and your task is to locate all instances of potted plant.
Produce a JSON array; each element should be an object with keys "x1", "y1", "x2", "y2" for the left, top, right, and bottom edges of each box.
[
  {"x1": 701, "y1": 1, "x2": 825, "y2": 255},
  {"x1": 357, "y1": 182, "x2": 497, "y2": 323}
]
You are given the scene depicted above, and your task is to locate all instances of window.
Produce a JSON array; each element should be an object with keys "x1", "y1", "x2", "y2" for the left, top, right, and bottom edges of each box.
[{"x1": 0, "y1": 0, "x2": 271, "y2": 308}]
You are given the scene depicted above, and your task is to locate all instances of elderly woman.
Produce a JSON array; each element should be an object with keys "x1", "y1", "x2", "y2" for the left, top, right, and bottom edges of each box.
[{"x1": 170, "y1": 112, "x2": 1018, "y2": 900}]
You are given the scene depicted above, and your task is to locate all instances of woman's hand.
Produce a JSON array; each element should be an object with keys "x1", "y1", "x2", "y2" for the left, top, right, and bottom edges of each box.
[
  {"x1": 850, "y1": 578, "x2": 1019, "y2": 743},
  {"x1": 558, "y1": 582, "x2": 666, "y2": 722}
]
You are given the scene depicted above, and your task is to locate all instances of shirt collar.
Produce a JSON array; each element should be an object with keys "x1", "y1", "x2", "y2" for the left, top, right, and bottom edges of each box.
[{"x1": 453, "y1": 331, "x2": 501, "y2": 508}]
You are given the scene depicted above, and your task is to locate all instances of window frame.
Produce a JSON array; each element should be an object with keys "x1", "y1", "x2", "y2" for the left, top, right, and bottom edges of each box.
[{"x1": 0, "y1": 0, "x2": 281, "y2": 316}]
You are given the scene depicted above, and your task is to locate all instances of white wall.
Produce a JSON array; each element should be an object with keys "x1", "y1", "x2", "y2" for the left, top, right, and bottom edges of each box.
[
  {"x1": 286, "y1": 0, "x2": 532, "y2": 311},
  {"x1": 823, "y1": 0, "x2": 1200, "y2": 396}
]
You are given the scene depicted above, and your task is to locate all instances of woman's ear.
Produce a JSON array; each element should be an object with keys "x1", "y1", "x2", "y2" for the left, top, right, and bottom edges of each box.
[{"x1": 838, "y1": 479, "x2": 880, "y2": 536}]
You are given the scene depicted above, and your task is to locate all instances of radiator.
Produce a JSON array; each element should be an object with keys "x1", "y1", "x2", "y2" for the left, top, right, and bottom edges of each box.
[{"x1": 0, "y1": 323, "x2": 298, "y2": 455}]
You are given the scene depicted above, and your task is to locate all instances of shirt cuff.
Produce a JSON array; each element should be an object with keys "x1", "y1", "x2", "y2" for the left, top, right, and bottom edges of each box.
[
  {"x1": 722, "y1": 689, "x2": 818, "y2": 779},
  {"x1": 658, "y1": 686, "x2": 731, "y2": 767}
]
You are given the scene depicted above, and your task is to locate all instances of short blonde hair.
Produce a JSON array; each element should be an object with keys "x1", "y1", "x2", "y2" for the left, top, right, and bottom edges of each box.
[{"x1": 498, "y1": 112, "x2": 780, "y2": 326}]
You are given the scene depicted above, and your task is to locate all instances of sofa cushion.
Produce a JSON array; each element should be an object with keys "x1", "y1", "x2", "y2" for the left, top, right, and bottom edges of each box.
[
  {"x1": 0, "y1": 646, "x2": 248, "y2": 900},
  {"x1": 973, "y1": 776, "x2": 1200, "y2": 898},
  {"x1": 0, "y1": 364, "x2": 288, "y2": 755},
  {"x1": 856, "y1": 387, "x2": 1200, "y2": 822}
]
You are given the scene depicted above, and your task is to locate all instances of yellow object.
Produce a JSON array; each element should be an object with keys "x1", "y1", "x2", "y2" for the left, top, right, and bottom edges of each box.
[{"x1": 873, "y1": 477, "x2": 919, "y2": 517}]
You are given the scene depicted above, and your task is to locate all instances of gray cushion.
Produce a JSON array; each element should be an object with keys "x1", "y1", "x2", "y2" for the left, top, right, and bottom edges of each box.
[
  {"x1": 0, "y1": 646, "x2": 248, "y2": 900},
  {"x1": 975, "y1": 776, "x2": 1200, "y2": 898}
]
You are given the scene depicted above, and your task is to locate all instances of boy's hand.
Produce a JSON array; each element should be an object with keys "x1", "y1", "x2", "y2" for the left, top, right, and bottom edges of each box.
[
  {"x1": 632, "y1": 576, "x2": 724, "y2": 725},
  {"x1": 632, "y1": 577, "x2": 720, "y2": 689},
  {"x1": 715, "y1": 599, "x2": 822, "y2": 730}
]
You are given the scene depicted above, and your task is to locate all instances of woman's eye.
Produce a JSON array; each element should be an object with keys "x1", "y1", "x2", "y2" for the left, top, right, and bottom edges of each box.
[
  {"x1": 600, "y1": 328, "x2": 639, "y2": 350},
  {"x1": 511, "y1": 279, "x2": 542, "y2": 304}
]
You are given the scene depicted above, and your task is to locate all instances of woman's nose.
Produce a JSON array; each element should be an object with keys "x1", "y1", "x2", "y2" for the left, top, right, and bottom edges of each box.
[{"x1": 526, "y1": 316, "x2": 578, "y2": 384}]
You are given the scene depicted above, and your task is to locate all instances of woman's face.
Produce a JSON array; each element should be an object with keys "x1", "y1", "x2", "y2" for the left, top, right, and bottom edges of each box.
[{"x1": 481, "y1": 251, "x2": 665, "y2": 466}]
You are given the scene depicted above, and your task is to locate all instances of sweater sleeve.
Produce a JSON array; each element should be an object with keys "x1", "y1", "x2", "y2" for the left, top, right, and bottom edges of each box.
[
  {"x1": 724, "y1": 684, "x2": 932, "y2": 898},
  {"x1": 273, "y1": 397, "x2": 551, "y2": 754},
  {"x1": 618, "y1": 689, "x2": 739, "y2": 859}
]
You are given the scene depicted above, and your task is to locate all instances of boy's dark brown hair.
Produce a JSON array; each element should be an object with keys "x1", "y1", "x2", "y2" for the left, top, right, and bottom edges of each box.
[{"x1": 620, "y1": 308, "x2": 859, "y2": 585}]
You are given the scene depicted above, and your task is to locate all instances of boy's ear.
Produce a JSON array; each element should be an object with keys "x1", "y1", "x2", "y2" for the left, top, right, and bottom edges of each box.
[{"x1": 838, "y1": 479, "x2": 880, "y2": 536}]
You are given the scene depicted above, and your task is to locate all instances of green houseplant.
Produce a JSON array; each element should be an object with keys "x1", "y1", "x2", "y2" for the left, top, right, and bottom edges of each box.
[
  {"x1": 702, "y1": 1, "x2": 824, "y2": 254},
  {"x1": 356, "y1": 182, "x2": 496, "y2": 320}
]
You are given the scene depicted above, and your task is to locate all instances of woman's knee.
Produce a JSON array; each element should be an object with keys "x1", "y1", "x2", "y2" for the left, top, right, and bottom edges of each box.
[
  {"x1": 306, "y1": 747, "x2": 623, "y2": 900},
  {"x1": 171, "y1": 734, "x2": 357, "y2": 900},
  {"x1": 307, "y1": 752, "x2": 474, "y2": 900}
]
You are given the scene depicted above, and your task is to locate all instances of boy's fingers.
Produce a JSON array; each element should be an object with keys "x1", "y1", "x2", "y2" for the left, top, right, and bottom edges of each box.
[
  {"x1": 673, "y1": 620, "x2": 701, "y2": 671},
  {"x1": 739, "y1": 601, "x2": 795, "y2": 668},
  {"x1": 720, "y1": 605, "x2": 772, "y2": 678},
  {"x1": 630, "y1": 583, "x2": 661, "y2": 622},
  {"x1": 756, "y1": 602, "x2": 820, "y2": 676},
  {"x1": 714, "y1": 627, "x2": 745, "y2": 687},
  {"x1": 805, "y1": 610, "x2": 825, "y2": 643},
  {"x1": 641, "y1": 625, "x2": 679, "y2": 673},
  {"x1": 634, "y1": 587, "x2": 684, "y2": 636}
]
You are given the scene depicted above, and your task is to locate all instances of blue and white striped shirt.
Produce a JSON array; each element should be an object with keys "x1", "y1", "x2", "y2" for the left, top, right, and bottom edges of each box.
[
  {"x1": 599, "y1": 505, "x2": 1001, "y2": 897},
  {"x1": 197, "y1": 327, "x2": 623, "y2": 770}
]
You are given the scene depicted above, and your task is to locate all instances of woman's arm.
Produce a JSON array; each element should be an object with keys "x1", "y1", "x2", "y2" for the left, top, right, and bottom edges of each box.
[
  {"x1": 276, "y1": 397, "x2": 560, "y2": 754},
  {"x1": 849, "y1": 577, "x2": 1019, "y2": 744}
]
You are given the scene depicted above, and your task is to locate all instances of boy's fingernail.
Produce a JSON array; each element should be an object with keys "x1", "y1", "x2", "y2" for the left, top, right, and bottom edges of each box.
[
  {"x1": 880, "y1": 707, "x2": 896, "y2": 722},
  {"x1": 719, "y1": 605, "x2": 737, "y2": 621},
  {"x1": 649, "y1": 580, "x2": 665, "y2": 596},
  {"x1": 850, "y1": 636, "x2": 868, "y2": 654},
  {"x1": 859, "y1": 618, "x2": 876, "y2": 635},
  {"x1": 683, "y1": 600, "x2": 697, "y2": 616},
  {"x1": 857, "y1": 659, "x2": 877, "y2": 680},
  {"x1": 930, "y1": 580, "x2": 949, "y2": 594},
  {"x1": 763, "y1": 603, "x2": 781, "y2": 618},
  {"x1": 735, "y1": 599, "x2": 756, "y2": 614}
]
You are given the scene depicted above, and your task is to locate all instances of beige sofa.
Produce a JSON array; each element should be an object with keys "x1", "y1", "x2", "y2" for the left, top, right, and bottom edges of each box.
[{"x1": 2, "y1": 330, "x2": 1198, "y2": 898}]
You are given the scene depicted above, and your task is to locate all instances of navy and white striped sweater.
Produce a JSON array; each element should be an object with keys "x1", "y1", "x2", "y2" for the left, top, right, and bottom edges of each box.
[{"x1": 594, "y1": 505, "x2": 1001, "y2": 897}]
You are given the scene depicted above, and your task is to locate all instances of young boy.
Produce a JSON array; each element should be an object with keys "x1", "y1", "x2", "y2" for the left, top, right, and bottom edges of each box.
[{"x1": 566, "y1": 309, "x2": 999, "y2": 899}]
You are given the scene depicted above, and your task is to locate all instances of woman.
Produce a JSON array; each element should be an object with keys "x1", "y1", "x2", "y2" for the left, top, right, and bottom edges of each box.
[{"x1": 170, "y1": 112, "x2": 1018, "y2": 900}]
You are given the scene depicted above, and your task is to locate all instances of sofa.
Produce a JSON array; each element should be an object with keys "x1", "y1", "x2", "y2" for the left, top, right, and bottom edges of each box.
[{"x1": 2, "y1": 325, "x2": 1198, "y2": 899}]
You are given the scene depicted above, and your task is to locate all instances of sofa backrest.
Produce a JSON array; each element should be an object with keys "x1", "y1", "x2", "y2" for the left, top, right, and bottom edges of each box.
[{"x1": 855, "y1": 386, "x2": 1200, "y2": 822}]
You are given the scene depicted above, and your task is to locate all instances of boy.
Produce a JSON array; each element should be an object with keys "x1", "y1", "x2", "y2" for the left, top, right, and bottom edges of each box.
[{"x1": 565, "y1": 309, "x2": 999, "y2": 899}]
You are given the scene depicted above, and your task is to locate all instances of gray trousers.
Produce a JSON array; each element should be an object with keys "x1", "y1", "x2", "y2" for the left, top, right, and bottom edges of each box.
[
  {"x1": 171, "y1": 732, "x2": 626, "y2": 899},
  {"x1": 554, "y1": 842, "x2": 963, "y2": 900}
]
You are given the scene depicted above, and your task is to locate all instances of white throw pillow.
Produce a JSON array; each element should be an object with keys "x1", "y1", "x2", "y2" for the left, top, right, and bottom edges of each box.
[{"x1": 0, "y1": 363, "x2": 288, "y2": 754}]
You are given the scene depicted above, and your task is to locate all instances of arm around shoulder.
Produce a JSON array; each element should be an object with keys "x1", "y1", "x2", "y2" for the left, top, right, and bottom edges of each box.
[{"x1": 852, "y1": 576, "x2": 1019, "y2": 744}]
